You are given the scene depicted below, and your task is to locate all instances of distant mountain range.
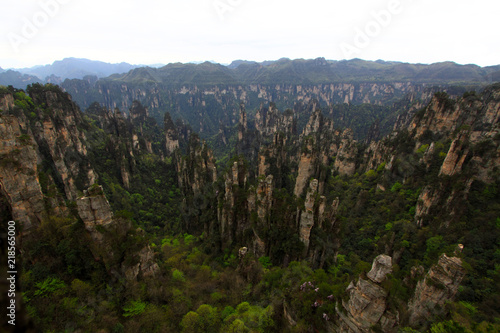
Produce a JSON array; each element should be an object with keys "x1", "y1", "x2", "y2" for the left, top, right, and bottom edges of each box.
[
  {"x1": 102, "y1": 58, "x2": 500, "y2": 86},
  {"x1": 2, "y1": 57, "x2": 500, "y2": 89},
  {"x1": 14, "y1": 57, "x2": 141, "y2": 80},
  {"x1": 53, "y1": 57, "x2": 499, "y2": 142},
  {"x1": 0, "y1": 70, "x2": 42, "y2": 89},
  {"x1": 0, "y1": 58, "x2": 148, "y2": 87}
]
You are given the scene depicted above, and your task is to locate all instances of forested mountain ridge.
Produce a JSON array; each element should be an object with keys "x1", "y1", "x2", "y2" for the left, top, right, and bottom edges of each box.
[
  {"x1": 4, "y1": 58, "x2": 497, "y2": 144},
  {"x1": 105, "y1": 58, "x2": 500, "y2": 85},
  {"x1": 59, "y1": 58, "x2": 499, "y2": 141},
  {"x1": 0, "y1": 83, "x2": 499, "y2": 332}
]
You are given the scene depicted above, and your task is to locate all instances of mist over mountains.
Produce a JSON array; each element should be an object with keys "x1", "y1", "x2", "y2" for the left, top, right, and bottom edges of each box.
[
  {"x1": 4, "y1": 58, "x2": 141, "y2": 82},
  {"x1": 7, "y1": 57, "x2": 499, "y2": 143},
  {"x1": 2, "y1": 57, "x2": 500, "y2": 90}
]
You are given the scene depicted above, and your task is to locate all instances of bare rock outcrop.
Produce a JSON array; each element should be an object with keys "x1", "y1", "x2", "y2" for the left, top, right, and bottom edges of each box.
[
  {"x1": 218, "y1": 159, "x2": 248, "y2": 245},
  {"x1": 333, "y1": 129, "x2": 358, "y2": 176},
  {"x1": 246, "y1": 175, "x2": 273, "y2": 256},
  {"x1": 298, "y1": 179, "x2": 319, "y2": 252},
  {"x1": 123, "y1": 245, "x2": 159, "y2": 280},
  {"x1": 29, "y1": 90, "x2": 97, "y2": 200},
  {"x1": 129, "y1": 100, "x2": 149, "y2": 126},
  {"x1": 439, "y1": 134, "x2": 470, "y2": 176},
  {"x1": 238, "y1": 103, "x2": 247, "y2": 141},
  {"x1": 367, "y1": 255, "x2": 393, "y2": 283},
  {"x1": 76, "y1": 185, "x2": 114, "y2": 242},
  {"x1": 77, "y1": 184, "x2": 159, "y2": 280},
  {"x1": 414, "y1": 186, "x2": 441, "y2": 227},
  {"x1": 255, "y1": 103, "x2": 295, "y2": 138},
  {"x1": 0, "y1": 89, "x2": 96, "y2": 229},
  {"x1": 301, "y1": 109, "x2": 323, "y2": 138},
  {"x1": 0, "y1": 93, "x2": 15, "y2": 111},
  {"x1": 336, "y1": 254, "x2": 398, "y2": 332},
  {"x1": 177, "y1": 134, "x2": 217, "y2": 194},
  {"x1": 408, "y1": 254, "x2": 466, "y2": 327},
  {"x1": 256, "y1": 175, "x2": 273, "y2": 222},
  {"x1": 293, "y1": 139, "x2": 316, "y2": 197},
  {"x1": 0, "y1": 115, "x2": 46, "y2": 231},
  {"x1": 164, "y1": 112, "x2": 179, "y2": 154}
]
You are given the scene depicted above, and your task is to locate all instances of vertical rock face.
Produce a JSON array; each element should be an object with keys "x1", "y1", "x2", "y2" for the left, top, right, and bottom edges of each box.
[
  {"x1": 0, "y1": 93, "x2": 15, "y2": 111},
  {"x1": 218, "y1": 159, "x2": 248, "y2": 245},
  {"x1": 301, "y1": 109, "x2": 323, "y2": 137},
  {"x1": 339, "y1": 279, "x2": 389, "y2": 332},
  {"x1": 294, "y1": 139, "x2": 316, "y2": 197},
  {"x1": 251, "y1": 175, "x2": 274, "y2": 256},
  {"x1": 363, "y1": 141, "x2": 391, "y2": 173},
  {"x1": 164, "y1": 112, "x2": 179, "y2": 154},
  {"x1": 1, "y1": 89, "x2": 161, "y2": 283},
  {"x1": 0, "y1": 115, "x2": 46, "y2": 231},
  {"x1": 406, "y1": 87, "x2": 500, "y2": 226},
  {"x1": 255, "y1": 103, "x2": 278, "y2": 137},
  {"x1": 129, "y1": 100, "x2": 149, "y2": 125},
  {"x1": 337, "y1": 255, "x2": 398, "y2": 333},
  {"x1": 410, "y1": 94, "x2": 459, "y2": 139},
  {"x1": 29, "y1": 90, "x2": 97, "y2": 201},
  {"x1": 176, "y1": 134, "x2": 218, "y2": 234},
  {"x1": 255, "y1": 103, "x2": 295, "y2": 138},
  {"x1": 177, "y1": 134, "x2": 217, "y2": 194},
  {"x1": 256, "y1": 175, "x2": 273, "y2": 222},
  {"x1": 298, "y1": 179, "x2": 319, "y2": 252},
  {"x1": 122, "y1": 244, "x2": 160, "y2": 281},
  {"x1": 414, "y1": 186, "x2": 441, "y2": 227},
  {"x1": 63, "y1": 74, "x2": 432, "y2": 139},
  {"x1": 87, "y1": 103, "x2": 131, "y2": 139},
  {"x1": 257, "y1": 131, "x2": 291, "y2": 189},
  {"x1": 410, "y1": 88, "x2": 500, "y2": 146},
  {"x1": 127, "y1": 100, "x2": 158, "y2": 154},
  {"x1": 293, "y1": 108, "x2": 360, "y2": 196},
  {"x1": 0, "y1": 88, "x2": 96, "y2": 229},
  {"x1": 136, "y1": 246, "x2": 160, "y2": 278},
  {"x1": 367, "y1": 255, "x2": 393, "y2": 283},
  {"x1": 76, "y1": 185, "x2": 114, "y2": 242},
  {"x1": 439, "y1": 134, "x2": 469, "y2": 176},
  {"x1": 408, "y1": 254, "x2": 466, "y2": 327},
  {"x1": 333, "y1": 129, "x2": 358, "y2": 176},
  {"x1": 220, "y1": 176, "x2": 235, "y2": 245},
  {"x1": 294, "y1": 108, "x2": 330, "y2": 196},
  {"x1": 87, "y1": 104, "x2": 136, "y2": 189},
  {"x1": 77, "y1": 185, "x2": 159, "y2": 280},
  {"x1": 238, "y1": 103, "x2": 247, "y2": 141},
  {"x1": 257, "y1": 150, "x2": 269, "y2": 177},
  {"x1": 247, "y1": 178, "x2": 269, "y2": 254}
]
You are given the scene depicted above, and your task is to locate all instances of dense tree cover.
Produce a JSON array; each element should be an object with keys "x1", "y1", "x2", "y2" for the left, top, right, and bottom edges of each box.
[
  {"x1": 82, "y1": 102, "x2": 182, "y2": 234},
  {"x1": 3, "y1": 84, "x2": 499, "y2": 331}
]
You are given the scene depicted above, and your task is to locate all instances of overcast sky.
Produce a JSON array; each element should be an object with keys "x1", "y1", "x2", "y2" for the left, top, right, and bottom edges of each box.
[{"x1": 0, "y1": 0, "x2": 498, "y2": 69}]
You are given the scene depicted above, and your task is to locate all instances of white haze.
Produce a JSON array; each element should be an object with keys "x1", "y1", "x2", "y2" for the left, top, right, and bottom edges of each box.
[{"x1": 0, "y1": 0, "x2": 498, "y2": 68}]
